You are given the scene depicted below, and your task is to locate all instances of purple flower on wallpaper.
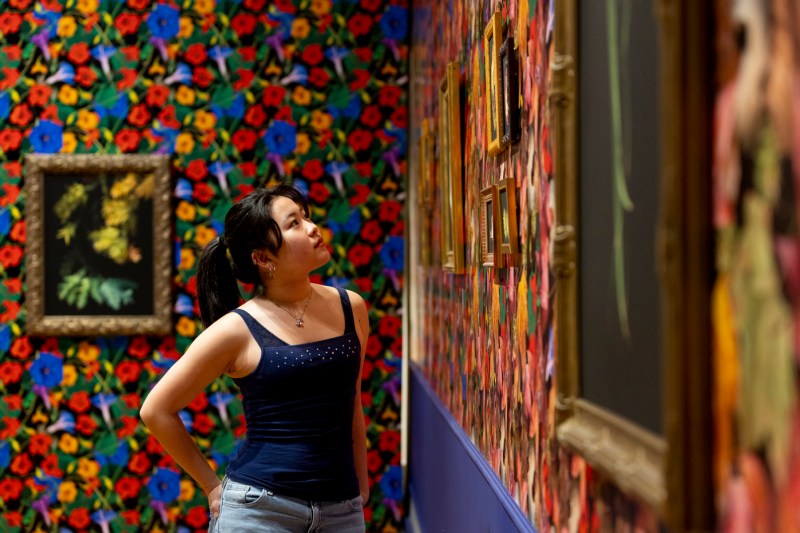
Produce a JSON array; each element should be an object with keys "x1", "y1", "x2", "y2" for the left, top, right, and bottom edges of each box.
[
  {"x1": 325, "y1": 161, "x2": 349, "y2": 196},
  {"x1": 44, "y1": 63, "x2": 74, "y2": 85},
  {"x1": 324, "y1": 47, "x2": 349, "y2": 79},
  {"x1": 280, "y1": 65, "x2": 307, "y2": 85},
  {"x1": 174, "y1": 178, "x2": 193, "y2": 200},
  {"x1": 92, "y1": 393, "x2": 118, "y2": 427},
  {"x1": 264, "y1": 121, "x2": 297, "y2": 156},
  {"x1": 31, "y1": 30, "x2": 52, "y2": 61},
  {"x1": 91, "y1": 510, "x2": 117, "y2": 533},
  {"x1": 91, "y1": 45, "x2": 117, "y2": 79},
  {"x1": 147, "y1": 4, "x2": 179, "y2": 39},
  {"x1": 209, "y1": 46, "x2": 233, "y2": 80},
  {"x1": 46, "y1": 412, "x2": 75, "y2": 434},
  {"x1": 164, "y1": 63, "x2": 192, "y2": 85},
  {"x1": 147, "y1": 468, "x2": 181, "y2": 503},
  {"x1": 174, "y1": 293, "x2": 194, "y2": 316},
  {"x1": 209, "y1": 161, "x2": 234, "y2": 195}
]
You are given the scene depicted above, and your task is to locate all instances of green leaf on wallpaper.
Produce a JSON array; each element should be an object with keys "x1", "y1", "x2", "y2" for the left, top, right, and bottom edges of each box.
[
  {"x1": 329, "y1": 86, "x2": 350, "y2": 110},
  {"x1": 95, "y1": 85, "x2": 117, "y2": 109},
  {"x1": 95, "y1": 434, "x2": 119, "y2": 458},
  {"x1": 212, "y1": 86, "x2": 237, "y2": 109},
  {"x1": 327, "y1": 201, "x2": 350, "y2": 223},
  {"x1": 212, "y1": 431, "x2": 236, "y2": 456}
]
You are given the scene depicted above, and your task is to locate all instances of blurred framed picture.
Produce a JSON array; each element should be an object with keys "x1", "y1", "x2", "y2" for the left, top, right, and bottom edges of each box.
[
  {"x1": 483, "y1": 11, "x2": 504, "y2": 156},
  {"x1": 24, "y1": 154, "x2": 172, "y2": 336},
  {"x1": 499, "y1": 36, "x2": 520, "y2": 146},
  {"x1": 439, "y1": 61, "x2": 465, "y2": 273},
  {"x1": 496, "y1": 177, "x2": 519, "y2": 257},
  {"x1": 480, "y1": 185, "x2": 500, "y2": 267}
]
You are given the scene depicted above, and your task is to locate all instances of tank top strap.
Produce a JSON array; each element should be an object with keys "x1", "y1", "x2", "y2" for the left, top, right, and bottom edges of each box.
[
  {"x1": 231, "y1": 309, "x2": 288, "y2": 347},
  {"x1": 336, "y1": 288, "x2": 356, "y2": 334}
]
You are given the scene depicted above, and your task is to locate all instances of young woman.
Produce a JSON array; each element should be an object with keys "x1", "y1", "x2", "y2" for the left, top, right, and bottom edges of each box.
[{"x1": 140, "y1": 185, "x2": 369, "y2": 532}]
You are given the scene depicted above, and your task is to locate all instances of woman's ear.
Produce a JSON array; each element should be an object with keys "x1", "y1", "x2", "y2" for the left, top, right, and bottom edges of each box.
[{"x1": 251, "y1": 250, "x2": 271, "y2": 267}]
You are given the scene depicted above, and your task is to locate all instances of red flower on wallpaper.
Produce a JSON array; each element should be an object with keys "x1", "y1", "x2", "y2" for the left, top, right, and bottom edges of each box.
[
  {"x1": 115, "y1": 129, "x2": 141, "y2": 152},
  {"x1": 115, "y1": 12, "x2": 141, "y2": 35},
  {"x1": 244, "y1": 104, "x2": 267, "y2": 128},
  {"x1": 68, "y1": 509, "x2": 91, "y2": 530},
  {"x1": 348, "y1": 243, "x2": 374, "y2": 267},
  {"x1": 0, "y1": 13, "x2": 22, "y2": 35},
  {"x1": 348, "y1": 13, "x2": 373, "y2": 37},
  {"x1": 301, "y1": 159, "x2": 324, "y2": 181},
  {"x1": 379, "y1": 85, "x2": 402, "y2": 108},
  {"x1": 348, "y1": 129, "x2": 373, "y2": 152},
  {"x1": 231, "y1": 13, "x2": 256, "y2": 36},
  {"x1": 0, "y1": 479, "x2": 23, "y2": 502},
  {"x1": 66, "y1": 42, "x2": 91, "y2": 65},
  {"x1": 262, "y1": 86, "x2": 286, "y2": 107},
  {"x1": 0, "y1": 245, "x2": 22, "y2": 268},
  {"x1": 75, "y1": 66, "x2": 97, "y2": 87},
  {"x1": 360, "y1": 220, "x2": 383, "y2": 243},
  {"x1": 308, "y1": 67, "x2": 330, "y2": 88},
  {"x1": 308, "y1": 182, "x2": 330, "y2": 203},
  {"x1": 193, "y1": 182, "x2": 215, "y2": 204},
  {"x1": 232, "y1": 129, "x2": 258, "y2": 152},
  {"x1": 301, "y1": 44, "x2": 324, "y2": 66},
  {"x1": 378, "y1": 200, "x2": 402, "y2": 222},
  {"x1": 28, "y1": 85, "x2": 51, "y2": 107},
  {"x1": 0, "y1": 130, "x2": 22, "y2": 152},
  {"x1": 127, "y1": 104, "x2": 151, "y2": 128},
  {"x1": 185, "y1": 43, "x2": 208, "y2": 66},
  {"x1": 0, "y1": 361, "x2": 23, "y2": 385},
  {"x1": 68, "y1": 391, "x2": 91, "y2": 413},
  {"x1": 9, "y1": 104, "x2": 32, "y2": 127},
  {"x1": 115, "y1": 477, "x2": 142, "y2": 500}
]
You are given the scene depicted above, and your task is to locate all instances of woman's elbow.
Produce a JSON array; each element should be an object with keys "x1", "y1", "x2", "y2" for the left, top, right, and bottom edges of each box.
[{"x1": 139, "y1": 396, "x2": 159, "y2": 428}]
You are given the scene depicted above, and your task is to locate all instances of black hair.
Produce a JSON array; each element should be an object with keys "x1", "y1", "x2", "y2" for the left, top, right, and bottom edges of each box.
[{"x1": 196, "y1": 184, "x2": 310, "y2": 327}]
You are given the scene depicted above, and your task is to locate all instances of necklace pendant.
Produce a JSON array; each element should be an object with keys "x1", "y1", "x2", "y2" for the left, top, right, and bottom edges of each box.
[{"x1": 295, "y1": 318, "x2": 303, "y2": 327}]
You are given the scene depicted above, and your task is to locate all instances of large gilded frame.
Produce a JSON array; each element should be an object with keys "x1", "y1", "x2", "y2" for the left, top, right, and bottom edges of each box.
[
  {"x1": 439, "y1": 61, "x2": 465, "y2": 274},
  {"x1": 550, "y1": 0, "x2": 713, "y2": 529},
  {"x1": 25, "y1": 154, "x2": 173, "y2": 336}
]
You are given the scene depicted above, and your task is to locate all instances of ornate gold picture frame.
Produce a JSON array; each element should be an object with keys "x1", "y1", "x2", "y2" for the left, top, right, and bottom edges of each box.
[
  {"x1": 25, "y1": 154, "x2": 173, "y2": 336},
  {"x1": 550, "y1": 0, "x2": 713, "y2": 529},
  {"x1": 480, "y1": 185, "x2": 499, "y2": 267},
  {"x1": 483, "y1": 11, "x2": 504, "y2": 156},
  {"x1": 439, "y1": 61, "x2": 465, "y2": 274}
]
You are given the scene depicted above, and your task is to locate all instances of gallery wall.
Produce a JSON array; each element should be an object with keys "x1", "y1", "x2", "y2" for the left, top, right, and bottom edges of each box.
[
  {"x1": 0, "y1": 1, "x2": 405, "y2": 531},
  {"x1": 408, "y1": 0, "x2": 658, "y2": 530}
]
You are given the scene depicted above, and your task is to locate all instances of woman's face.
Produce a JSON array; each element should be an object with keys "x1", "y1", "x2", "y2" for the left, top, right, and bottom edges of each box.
[{"x1": 268, "y1": 195, "x2": 330, "y2": 273}]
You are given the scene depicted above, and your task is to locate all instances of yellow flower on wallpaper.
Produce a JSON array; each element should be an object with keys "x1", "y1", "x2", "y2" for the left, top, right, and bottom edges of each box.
[
  {"x1": 180, "y1": 247, "x2": 196, "y2": 270},
  {"x1": 194, "y1": 225, "x2": 217, "y2": 248},
  {"x1": 58, "y1": 434, "x2": 79, "y2": 455},
  {"x1": 175, "y1": 132, "x2": 195, "y2": 154},
  {"x1": 176, "y1": 316, "x2": 197, "y2": 338},
  {"x1": 311, "y1": 109, "x2": 333, "y2": 131},
  {"x1": 77, "y1": 341, "x2": 100, "y2": 363},
  {"x1": 310, "y1": 0, "x2": 332, "y2": 15},
  {"x1": 110, "y1": 174, "x2": 138, "y2": 199},
  {"x1": 77, "y1": 457, "x2": 100, "y2": 479},
  {"x1": 76, "y1": 109, "x2": 100, "y2": 130},
  {"x1": 57, "y1": 481, "x2": 78, "y2": 503},
  {"x1": 179, "y1": 17, "x2": 195, "y2": 38},
  {"x1": 176, "y1": 201, "x2": 197, "y2": 222},
  {"x1": 176, "y1": 85, "x2": 196, "y2": 106},
  {"x1": 58, "y1": 85, "x2": 78, "y2": 106},
  {"x1": 194, "y1": 109, "x2": 216, "y2": 131},
  {"x1": 57, "y1": 16, "x2": 77, "y2": 37},
  {"x1": 61, "y1": 364, "x2": 78, "y2": 387},
  {"x1": 295, "y1": 132, "x2": 311, "y2": 154},
  {"x1": 76, "y1": 0, "x2": 99, "y2": 14},
  {"x1": 179, "y1": 480, "x2": 196, "y2": 502},
  {"x1": 292, "y1": 18, "x2": 311, "y2": 39},
  {"x1": 193, "y1": 0, "x2": 215, "y2": 15},
  {"x1": 61, "y1": 132, "x2": 77, "y2": 153},
  {"x1": 292, "y1": 86, "x2": 312, "y2": 106}
]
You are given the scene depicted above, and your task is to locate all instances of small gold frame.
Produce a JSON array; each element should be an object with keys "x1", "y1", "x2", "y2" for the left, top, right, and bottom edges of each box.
[{"x1": 483, "y1": 11, "x2": 504, "y2": 156}]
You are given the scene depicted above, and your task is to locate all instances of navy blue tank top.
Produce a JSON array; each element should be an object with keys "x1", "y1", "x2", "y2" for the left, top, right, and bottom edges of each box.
[{"x1": 225, "y1": 288, "x2": 361, "y2": 501}]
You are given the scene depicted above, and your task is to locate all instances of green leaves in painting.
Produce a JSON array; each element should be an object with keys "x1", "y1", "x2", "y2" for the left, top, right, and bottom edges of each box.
[{"x1": 57, "y1": 269, "x2": 137, "y2": 310}]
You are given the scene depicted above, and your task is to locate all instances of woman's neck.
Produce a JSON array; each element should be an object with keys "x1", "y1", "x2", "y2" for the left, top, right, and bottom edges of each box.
[{"x1": 262, "y1": 278, "x2": 313, "y2": 306}]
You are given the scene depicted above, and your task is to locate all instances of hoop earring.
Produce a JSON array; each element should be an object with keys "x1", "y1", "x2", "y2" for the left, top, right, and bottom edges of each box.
[{"x1": 266, "y1": 263, "x2": 276, "y2": 280}]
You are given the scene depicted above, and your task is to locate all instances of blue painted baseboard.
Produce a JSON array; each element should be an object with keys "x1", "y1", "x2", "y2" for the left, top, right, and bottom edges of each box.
[{"x1": 407, "y1": 364, "x2": 537, "y2": 533}]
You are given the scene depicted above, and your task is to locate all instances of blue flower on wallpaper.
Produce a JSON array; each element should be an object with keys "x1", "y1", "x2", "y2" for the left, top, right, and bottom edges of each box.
[
  {"x1": 0, "y1": 325, "x2": 9, "y2": 352},
  {"x1": 379, "y1": 465, "x2": 403, "y2": 500},
  {"x1": 379, "y1": 236, "x2": 404, "y2": 271},
  {"x1": 0, "y1": 92, "x2": 9, "y2": 120},
  {"x1": 0, "y1": 208, "x2": 9, "y2": 235},
  {"x1": 30, "y1": 353, "x2": 63, "y2": 388},
  {"x1": 96, "y1": 92, "x2": 129, "y2": 120},
  {"x1": 380, "y1": 6, "x2": 409, "y2": 40},
  {"x1": 147, "y1": 5, "x2": 180, "y2": 39},
  {"x1": 164, "y1": 63, "x2": 192, "y2": 85},
  {"x1": 175, "y1": 178, "x2": 193, "y2": 200},
  {"x1": 264, "y1": 121, "x2": 297, "y2": 155},
  {"x1": 174, "y1": 294, "x2": 194, "y2": 316},
  {"x1": 95, "y1": 440, "x2": 129, "y2": 467},
  {"x1": 0, "y1": 442, "x2": 9, "y2": 468},
  {"x1": 147, "y1": 468, "x2": 181, "y2": 503},
  {"x1": 29, "y1": 121, "x2": 63, "y2": 153}
]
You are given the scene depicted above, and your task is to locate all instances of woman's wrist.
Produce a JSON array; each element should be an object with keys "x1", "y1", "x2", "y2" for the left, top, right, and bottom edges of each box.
[{"x1": 203, "y1": 478, "x2": 222, "y2": 496}]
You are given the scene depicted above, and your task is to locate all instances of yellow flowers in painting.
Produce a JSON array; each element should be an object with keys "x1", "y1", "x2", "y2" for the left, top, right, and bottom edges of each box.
[{"x1": 52, "y1": 172, "x2": 154, "y2": 311}]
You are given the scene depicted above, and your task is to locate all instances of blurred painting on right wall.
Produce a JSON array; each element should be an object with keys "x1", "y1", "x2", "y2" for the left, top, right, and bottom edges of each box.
[{"x1": 712, "y1": 0, "x2": 800, "y2": 530}]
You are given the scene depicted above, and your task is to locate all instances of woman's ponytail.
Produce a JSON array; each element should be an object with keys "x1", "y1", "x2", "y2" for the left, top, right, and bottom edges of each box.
[{"x1": 197, "y1": 235, "x2": 241, "y2": 328}]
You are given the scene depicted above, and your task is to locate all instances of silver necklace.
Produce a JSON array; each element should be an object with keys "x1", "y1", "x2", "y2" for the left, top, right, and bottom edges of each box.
[{"x1": 271, "y1": 289, "x2": 313, "y2": 327}]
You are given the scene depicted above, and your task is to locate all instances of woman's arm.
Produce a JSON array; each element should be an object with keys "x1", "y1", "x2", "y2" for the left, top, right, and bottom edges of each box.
[
  {"x1": 349, "y1": 290, "x2": 370, "y2": 503},
  {"x1": 140, "y1": 313, "x2": 248, "y2": 499}
]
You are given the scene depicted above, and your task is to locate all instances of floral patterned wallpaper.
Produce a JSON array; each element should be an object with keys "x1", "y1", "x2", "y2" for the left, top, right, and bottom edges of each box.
[{"x1": 0, "y1": 0, "x2": 406, "y2": 531}]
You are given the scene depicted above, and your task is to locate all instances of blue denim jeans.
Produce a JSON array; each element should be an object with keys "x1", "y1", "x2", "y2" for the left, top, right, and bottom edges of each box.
[{"x1": 209, "y1": 478, "x2": 365, "y2": 533}]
